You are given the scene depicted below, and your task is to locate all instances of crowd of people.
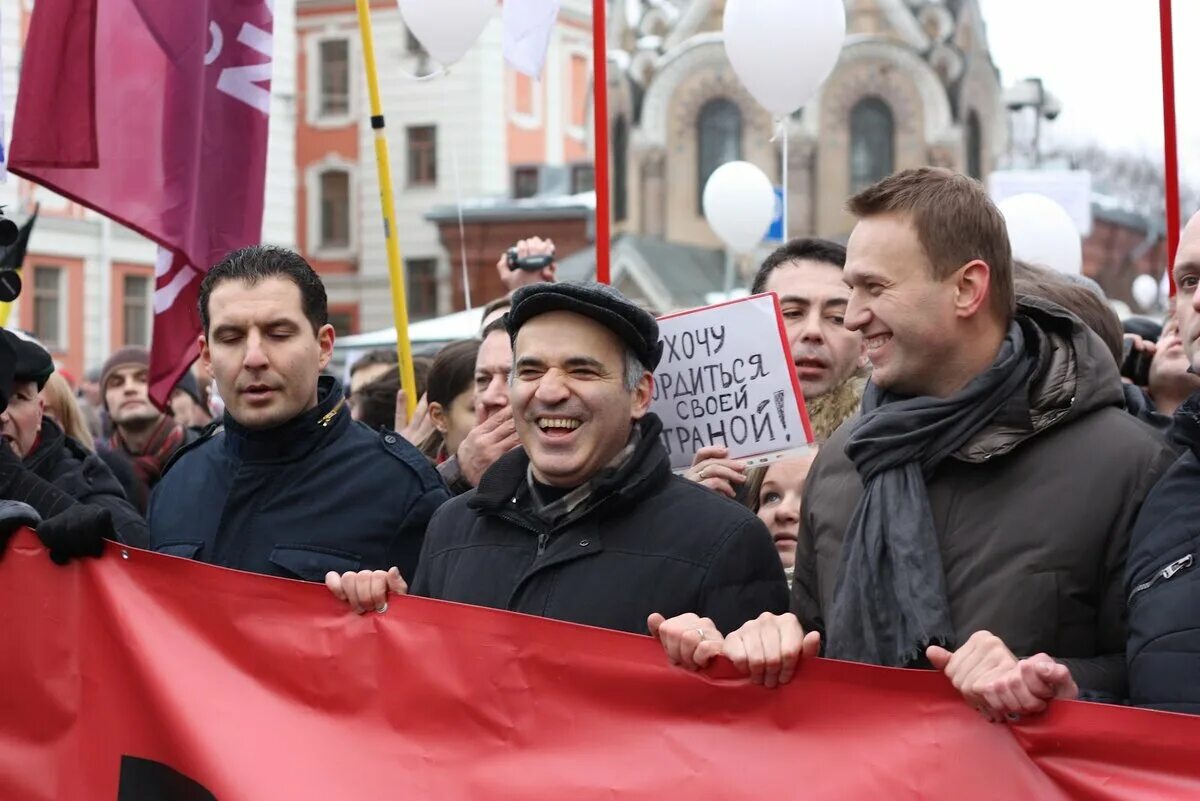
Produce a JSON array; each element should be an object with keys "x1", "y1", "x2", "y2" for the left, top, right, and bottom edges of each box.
[{"x1": 2, "y1": 167, "x2": 1198, "y2": 725}]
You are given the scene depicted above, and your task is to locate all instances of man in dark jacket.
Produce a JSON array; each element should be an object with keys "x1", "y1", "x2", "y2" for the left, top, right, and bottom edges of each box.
[
  {"x1": 654, "y1": 168, "x2": 1174, "y2": 715},
  {"x1": 332, "y1": 282, "x2": 789, "y2": 633},
  {"x1": 1126, "y1": 210, "x2": 1200, "y2": 714},
  {"x1": 148, "y1": 246, "x2": 449, "y2": 590},
  {"x1": 0, "y1": 330, "x2": 147, "y2": 546}
]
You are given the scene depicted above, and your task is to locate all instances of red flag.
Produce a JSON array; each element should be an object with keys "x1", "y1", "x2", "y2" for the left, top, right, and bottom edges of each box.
[
  {"x1": 9, "y1": 0, "x2": 273, "y2": 405},
  {"x1": 3, "y1": 529, "x2": 1200, "y2": 800}
]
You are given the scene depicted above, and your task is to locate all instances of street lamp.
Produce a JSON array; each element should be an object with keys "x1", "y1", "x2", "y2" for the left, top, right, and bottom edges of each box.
[{"x1": 1004, "y1": 77, "x2": 1062, "y2": 166}]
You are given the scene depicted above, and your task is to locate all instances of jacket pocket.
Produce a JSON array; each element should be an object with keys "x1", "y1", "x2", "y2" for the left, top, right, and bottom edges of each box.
[
  {"x1": 154, "y1": 540, "x2": 204, "y2": 560},
  {"x1": 269, "y1": 544, "x2": 362, "y2": 582},
  {"x1": 1129, "y1": 554, "x2": 1194, "y2": 608}
]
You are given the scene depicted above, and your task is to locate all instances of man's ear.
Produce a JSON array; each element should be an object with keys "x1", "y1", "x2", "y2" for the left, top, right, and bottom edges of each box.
[
  {"x1": 629, "y1": 372, "x2": 653, "y2": 420},
  {"x1": 954, "y1": 260, "x2": 993, "y2": 320},
  {"x1": 198, "y1": 333, "x2": 211, "y2": 372},
  {"x1": 316, "y1": 324, "x2": 336, "y2": 371}
]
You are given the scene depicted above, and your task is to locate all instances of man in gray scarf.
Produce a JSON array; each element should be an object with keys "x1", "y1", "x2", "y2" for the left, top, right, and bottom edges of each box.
[{"x1": 652, "y1": 168, "x2": 1174, "y2": 721}]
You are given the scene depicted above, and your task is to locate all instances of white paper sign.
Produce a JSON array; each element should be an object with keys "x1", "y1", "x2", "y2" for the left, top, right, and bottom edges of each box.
[{"x1": 652, "y1": 293, "x2": 812, "y2": 471}]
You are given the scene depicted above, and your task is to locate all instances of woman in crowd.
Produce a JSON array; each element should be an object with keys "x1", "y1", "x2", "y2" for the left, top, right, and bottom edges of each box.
[
  {"x1": 742, "y1": 450, "x2": 818, "y2": 587},
  {"x1": 40, "y1": 372, "x2": 96, "y2": 451},
  {"x1": 418, "y1": 339, "x2": 480, "y2": 463}
]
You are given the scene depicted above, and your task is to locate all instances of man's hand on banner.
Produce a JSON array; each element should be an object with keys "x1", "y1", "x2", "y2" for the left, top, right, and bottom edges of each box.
[
  {"x1": 685, "y1": 446, "x2": 748, "y2": 500},
  {"x1": 927, "y1": 632, "x2": 1078, "y2": 722},
  {"x1": 722, "y1": 612, "x2": 820, "y2": 688},
  {"x1": 648, "y1": 612, "x2": 724, "y2": 671},
  {"x1": 458, "y1": 407, "x2": 521, "y2": 487},
  {"x1": 325, "y1": 567, "x2": 408, "y2": 614}
]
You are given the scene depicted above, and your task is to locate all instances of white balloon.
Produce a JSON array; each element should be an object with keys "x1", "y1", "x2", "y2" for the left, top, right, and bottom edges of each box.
[
  {"x1": 397, "y1": 0, "x2": 494, "y2": 68},
  {"x1": 724, "y1": 0, "x2": 846, "y2": 116},
  {"x1": 998, "y1": 193, "x2": 1083, "y2": 276},
  {"x1": 703, "y1": 161, "x2": 776, "y2": 253},
  {"x1": 1132, "y1": 274, "x2": 1160, "y2": 310}
]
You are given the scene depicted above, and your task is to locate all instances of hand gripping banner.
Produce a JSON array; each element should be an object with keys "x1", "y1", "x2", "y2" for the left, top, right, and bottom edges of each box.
[{"x1": 2, "y1": 530, "x2": 1199, "y2": 801}]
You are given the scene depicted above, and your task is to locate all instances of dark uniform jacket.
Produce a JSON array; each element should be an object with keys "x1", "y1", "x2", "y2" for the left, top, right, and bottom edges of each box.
[
  {"x1": 794, "y1": 299, "x2": 1176, "y2": 699},
  {"x1": 411, "y1": 414, "x2": 789, "y2": 635},
  {"x1": 23, "y1": 418, "x2": 149, "y2": 547},
  {"x1": 1126, "y1": 393, "x2": 1200, "y2": 714},
  {"x1": 147, "y1": 376, "x2": 450, "y2": 582}
]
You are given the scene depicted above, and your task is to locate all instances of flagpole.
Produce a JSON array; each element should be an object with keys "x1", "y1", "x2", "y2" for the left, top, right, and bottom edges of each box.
[
  {"x1": 1159, "y1": 0, "x2": 1180, "y2": 296},
  {"x1": 592, "y1": 0, "x2": 611, "y2": 285},
  {"x1": 355, "y1": 0, "x2": 417, "y2": 418}
]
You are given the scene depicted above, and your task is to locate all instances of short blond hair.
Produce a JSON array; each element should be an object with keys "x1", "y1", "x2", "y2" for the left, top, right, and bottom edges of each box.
[{"x1": 40, "y1": 372, "x2": 95, "y2": 450}]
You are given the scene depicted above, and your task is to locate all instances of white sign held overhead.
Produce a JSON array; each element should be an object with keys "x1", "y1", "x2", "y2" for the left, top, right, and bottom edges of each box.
[
  {"x1": 652, "y1": 293, "x2": 813, "y2": 471},
  {"x1": 989, "y1": 170, "x2": 1093, "y2": 236}
]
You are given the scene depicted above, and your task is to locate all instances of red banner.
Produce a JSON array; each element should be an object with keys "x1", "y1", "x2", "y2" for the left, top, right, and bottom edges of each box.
[{"x1": 2, "y1": 529, "x2": 1199, "y2": 800}]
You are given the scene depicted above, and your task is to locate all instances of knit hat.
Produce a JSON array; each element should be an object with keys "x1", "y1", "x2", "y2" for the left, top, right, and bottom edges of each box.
[
  {"x1": 99, "y1": 346, "x2": 151, "y2": 409},
  {"x1": 0, "y1": 328, "x2": 54, "y2": 389},
  {"x1": 506, "y1": 282, "x2": 663, "y2": 371}
]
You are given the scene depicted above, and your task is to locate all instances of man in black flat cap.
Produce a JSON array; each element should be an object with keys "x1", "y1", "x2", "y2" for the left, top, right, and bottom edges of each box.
[
  {"x1": 0, "y1": 329, "x2": 148, "y2": 546},
  {"x1": 329, "y1": 281, "x2": 788, "y2": 636}
]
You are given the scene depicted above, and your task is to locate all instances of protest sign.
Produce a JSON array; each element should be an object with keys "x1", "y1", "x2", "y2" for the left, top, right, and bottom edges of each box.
[{"x1": 652, "y1": 293, "x2": 812, "y2": 470}]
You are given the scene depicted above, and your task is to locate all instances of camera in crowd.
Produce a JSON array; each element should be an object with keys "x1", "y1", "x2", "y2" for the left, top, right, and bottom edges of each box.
[{"x1": 506, "y1": 247, "x2": 555, "y2": 273}]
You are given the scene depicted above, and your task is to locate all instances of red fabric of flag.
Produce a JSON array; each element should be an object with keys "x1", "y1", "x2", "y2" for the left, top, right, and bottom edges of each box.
[{"x1": 9, "y1": 0, "x2": 273, "y2": 405}]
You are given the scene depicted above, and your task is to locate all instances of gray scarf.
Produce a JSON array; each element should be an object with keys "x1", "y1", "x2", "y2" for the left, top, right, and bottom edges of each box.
[{"x1": 826, "y1": 320, "x2": 1038, "y2": 666}]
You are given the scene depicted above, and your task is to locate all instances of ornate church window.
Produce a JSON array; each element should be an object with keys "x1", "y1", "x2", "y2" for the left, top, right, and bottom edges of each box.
[
  {"x1": 966, "y1": 111, "x2": 983, "y2": 180},
  {"x1": 850, "y1": 97, "x2": 895, "y2": 192},
  {"x1": 614, "y1": 116, "x2": 629, "y2": 222},
  {"x1": 697, "y1": 98, "x2": 742, "y2": 213}
]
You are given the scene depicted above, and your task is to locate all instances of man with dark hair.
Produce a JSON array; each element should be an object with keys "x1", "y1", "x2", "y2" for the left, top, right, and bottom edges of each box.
[
  {"x1": 331, "y1": 282, "x2": 788, "y2": 634},
  {"x1": 347, "y1": 349, "x2": 398, "y2": 422},
  {"x1": 655, "y1": 168, "x2": 1174, "y2": 717},
  {"x1": 688, "y1": 237, "x2": 866, "y2": 500},
  {"x1": 148, "y1": 246, "x2": 450, "y2": 599}
]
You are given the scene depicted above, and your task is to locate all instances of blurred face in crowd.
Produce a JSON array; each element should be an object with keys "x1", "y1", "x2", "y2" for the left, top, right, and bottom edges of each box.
[
  {"x1": 79, "y1": 378, "x2": 102, "y2": 408},
  {"x1": 1174, "y1": 212, "x2": 1200, "y2": 372},
  {"x1": 1, "y1": 380, "x2": 45, "y2": 458},
  {"x1": 200, "y1": 276, "x2": 334, "y2": 430},
  {"x1": 755, "y1": 452, "x2": 817, "y2": 570},
  {"x1": 511, "y1": 311, "x2": 651, "y2": 488},
  {"x1": 474, "y1": 329, "x2": 513, "y2": 423},
  {"x1": 430, "y1": 387, "x2": 476, "y2": 457},
  {"x1": 766, "y1": 261, "x2": 864, "y2": 399},
  {"x1": 105, "y1": 365, "x2": 162, "y2": 428},
  {"x1": 348, "y1": 362, "x2": 393, "y2": 421},
  {"x1": 844, "y1": 213, "x2": 976, "y2": 398},
  {"x1": 169, "y1": 388, "x2": 211, "y2": 429}
]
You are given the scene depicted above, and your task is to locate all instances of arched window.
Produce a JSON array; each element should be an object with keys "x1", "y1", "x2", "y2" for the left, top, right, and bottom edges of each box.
[
  {"x1": 697, "y1": 98, "x2": 742, "y2": 213},
  {"x1": 849, "y1": 97, "x2": 895, "y2": 192},
  {"x1": 613, "y1": 116, "x2": 629, "y2": 223},
  {"x1": 966, "y1": 111, "x2": 983, "y2": 180}
]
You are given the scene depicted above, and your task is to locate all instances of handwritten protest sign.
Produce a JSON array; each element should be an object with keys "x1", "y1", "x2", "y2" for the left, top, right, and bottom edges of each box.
[{"x1": 653, "y1": 293, "x2": 812, "y2": 470}]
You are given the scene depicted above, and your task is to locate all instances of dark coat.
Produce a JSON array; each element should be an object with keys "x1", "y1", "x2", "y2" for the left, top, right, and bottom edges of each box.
[
  {"x1": 24, "y1": 418, "x2": 149, "y2": 547},
  {"x1": 411, "y1": 414, "x2": 789, "y2": 635},
  {"x1": 147, "y1": 376, "x2": 450, "y2": 583},
  {"x1": 1126, "y1": 393, "x2": 1200, "y2": 713},
  {"x1": 793, "y1": 299, "x2": 1176, "y2": 699}
]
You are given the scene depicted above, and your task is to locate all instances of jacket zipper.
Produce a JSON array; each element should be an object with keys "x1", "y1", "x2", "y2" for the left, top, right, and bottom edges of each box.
[{"x1": 1128, "y1": 554, "x2": 1194, "y2": 606}]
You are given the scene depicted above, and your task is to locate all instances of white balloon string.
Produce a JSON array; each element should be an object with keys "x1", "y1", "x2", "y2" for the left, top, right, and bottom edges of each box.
[
  {"x1": 779, "y1": 117, "x2": 789, "y2": 242},
  {"x1": 395, "y1": 63, "x2": 448, "y2": 82},
  {"x1": 450, "y1": 141, "x2": 472, "y2": 310}
]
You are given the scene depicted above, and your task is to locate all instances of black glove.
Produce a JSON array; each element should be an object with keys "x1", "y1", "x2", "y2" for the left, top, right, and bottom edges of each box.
[
  {"x1": 0, "y1": 499, "x2": 40, "y2": 556},
  {"x1": 36, "y1": 504, "x2": 111, "y2": 565}
]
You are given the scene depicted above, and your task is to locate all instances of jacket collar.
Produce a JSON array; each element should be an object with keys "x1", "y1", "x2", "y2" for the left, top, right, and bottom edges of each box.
[
  {"x1": 223, "y1": 375, "x2": 349, "y2": 464},
  {"x1": 23, "y1": 418, "x2": 66, "y2": 476},
  {"x1": 470, "y1": 413, "x2": 671, "y2": 519},
  {"x1": 1173, "y1": 391, "x2": 1200, "y2": 459}
]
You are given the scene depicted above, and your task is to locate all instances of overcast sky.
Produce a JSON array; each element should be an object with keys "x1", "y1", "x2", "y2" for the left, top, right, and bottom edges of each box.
[{"x1": 977, "y1": 0, "x2": 1199, "y2": 177}]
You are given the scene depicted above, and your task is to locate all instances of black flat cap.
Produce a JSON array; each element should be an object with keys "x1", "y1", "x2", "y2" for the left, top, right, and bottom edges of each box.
[
  {"x1": 507, "y1": 282, "x2": 663, "y2": 371},
  {"x1": 0, "y1": 329, "x2": 53, "y2": 389}
]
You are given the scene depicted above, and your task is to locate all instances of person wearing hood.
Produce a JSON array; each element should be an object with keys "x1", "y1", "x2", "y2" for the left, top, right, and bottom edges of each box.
[
  {"x1": 0, "y1": 330, "x2": 148, "y2": 547},
  {"x1": 653, "y1": 168, "x2": 1175, "y2": 711},
  {"x1": 148, "y1": 246, "x2": 449, "y2": 587}
]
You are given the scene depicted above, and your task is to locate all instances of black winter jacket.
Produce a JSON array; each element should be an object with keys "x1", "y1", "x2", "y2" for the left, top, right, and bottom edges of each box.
[
  {"x1": 147, "y1": 377, "x2": 450, "y2": 582},
  {"x1": 411, "y1": 415, "x2": 789, "y2": 635},
  {"x1": 24, "y1": 419, "x2": 148, "y2": 547},
  {"x1": 1126, "y1": 393, "x2": 1200, "y2": 714}
]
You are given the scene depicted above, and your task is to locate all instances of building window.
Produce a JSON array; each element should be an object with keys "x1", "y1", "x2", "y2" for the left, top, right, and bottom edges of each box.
[
  {"x1": 967, "y1": 111, "x2": 983, "y2": 180},
  {"x1": 317, "y1": 38, "x2": 350, "y2": 119},
  {"x1": 613, "y1": 116, "x2": 629, "y2": 222},
  {"x1": 850, "y1": 97, "x2": 895, "y2": 192},
  {"x1": 568, "y1": 53, "x2": 589, "y2": 132},
  {"x1": 319, "y1": 169, "x2": 352, "y2": 250},
  {"x1": 406, "y1": 258, "x2": 438, "y2": 321},
  {"x1": 32, "y1": 265, "x2": 64, "y2": 349},
  {"x1": 513, "y1": 166, "x2": 540, "y2": 199},
  {"x1": 407, "y1": 126, "x2": 437, "y2": 186},
  {"x1": 328, "y1": 309, "x2": 357, "y2": 336},
  {"x1": 697, "y1": 99, "x2": 742, "y2": 213},
  {"x1": 571, "y1": 164, "x2": 595, "y2": 195},
  {"x1": 123, "y1": 274, "x2": 152, "y2": 348}
]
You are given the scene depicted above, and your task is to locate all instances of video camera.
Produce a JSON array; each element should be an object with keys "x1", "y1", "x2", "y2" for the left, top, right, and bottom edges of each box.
[{"x1": 506, "y1": 246, "x2": 555, "y2": 273}]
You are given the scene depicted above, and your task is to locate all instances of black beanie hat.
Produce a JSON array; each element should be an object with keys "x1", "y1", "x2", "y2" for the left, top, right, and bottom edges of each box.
[{"x1": 506, "y1": 282, "x2": 663, "y2": 371}]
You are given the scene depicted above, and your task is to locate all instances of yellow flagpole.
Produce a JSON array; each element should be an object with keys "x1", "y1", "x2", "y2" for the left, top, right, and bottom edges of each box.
[
  {"x1": 354, "y1": 0, "x2": 417, "y2": 419},
  {"x1": 0, "y1": 302, "x2": 12, "y2": 328}
]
